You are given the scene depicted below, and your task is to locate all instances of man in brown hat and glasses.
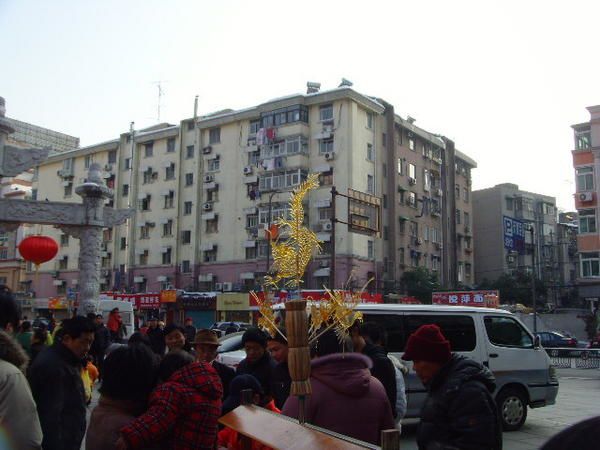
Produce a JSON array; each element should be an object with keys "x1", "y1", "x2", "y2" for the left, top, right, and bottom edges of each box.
[{"x1": 194, "y1": 329, "x2": 235, "y2": 399}]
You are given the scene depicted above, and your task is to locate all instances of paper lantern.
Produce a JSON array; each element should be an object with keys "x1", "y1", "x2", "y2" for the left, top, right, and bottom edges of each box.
[{"x1": 18, "y1": 236, "x2": 59, "y2": 266}]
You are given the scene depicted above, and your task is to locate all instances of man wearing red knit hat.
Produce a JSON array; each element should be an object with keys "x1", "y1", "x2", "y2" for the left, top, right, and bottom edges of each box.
[{"x1": 402, "y1": 324, "x2": 502, "y2": 450}]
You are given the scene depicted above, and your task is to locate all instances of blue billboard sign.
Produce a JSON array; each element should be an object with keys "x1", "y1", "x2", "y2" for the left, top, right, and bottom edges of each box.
[{"x1": 503, "y1": 216, "x2": 526, "y2": 254}]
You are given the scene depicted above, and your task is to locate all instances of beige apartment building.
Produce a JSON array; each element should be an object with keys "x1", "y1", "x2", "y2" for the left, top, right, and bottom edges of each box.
[{"x1": 30, "y1": 85, "x2": 476, "y2": 298}]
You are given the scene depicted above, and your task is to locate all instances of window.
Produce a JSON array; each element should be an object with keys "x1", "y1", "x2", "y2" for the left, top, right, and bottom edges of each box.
[
  {"x1": 506, "y1": 197, "x2": 514, "y2": 211},
  {"x1": 367, "y1": 175, "x2": 374, "y2": 194},
  {"x1": 579, "y1": 209, "x2": 597, "y2": 233},
  {"x1": 31, "y1": 189, "x2": 37, "y2": 200},
  {"x1": 144, "y1": 143, "x2": 154, "y2": 157},
  {"x1": 575, "y1": 130, "x2": 591, "y2": 150},
  {"x1": 484, "y1": 316, "x2": 533, "y2": 348},
  {"x1": 458, "y1": 262, "x2": 464, "y2": 282},
  {"x1": 397, "y1": 158, "x2": 404, "y2": 175},
  {"x1": 120, "y1": 237, "x2": 127, "y2": 250},
  {"x1": 125, "y1": 158, "x2": 131, "y2": 170},
  {"x1": 465, "y1": 263, "x2": 472, "y2": 278},
  {"x1": 408, "y1": 138, "x2": 415, "y2": 151},
  {"x1": 208, "y1": 158, "x2": 220, "y2": 172},
  {"x1": 319, "y1": 104, "x2": 333, "y2": 122},
  {"x1": 167, "y1": 138, "x2": 176, "y2": 153},
  {"x1": 250, "y1": 120, "x2": 260, "y2": 135},
  {"x1": 204, "y1": 249, "x2": 217, "y2": 262},
  {"x1": 259, "y1": 205, "x2": 291, "y2": 224},
  {"x1": 248, "y1": 151, "x2": 260, "y2": 166},
  {"x1": 383, "y1": 226, "x2": 389, "y2": 241},
  {"x1": 246, "y1": 214, "x2": 258, "y2": 228},
  {"x1": 139, "y1": 196, "x2": 151, "y2": 211},
  {"x1": 206, "y1": 217, "x2": 219, "y2": 233},
  {"x1": 382, "y1": 133, "x2": 387, "y2": 148},
  {"x1": 456, "y1": 209, "x2": 461, "y2": 224},
  {"x1": 368, "y1": 240, "x2": 374, "y2": 259},
  {"x1": 319, "y1": 138, "x2": 334, "y2": 155},
  {"x1": 464, "y1": 212, "x2": 470, "y2": 226},
  {"x1": 60, "y1": 234, "x2": 69, "y2": 247},
  {"x1": 209, "y1": 128, "x2": 221, "y2": 144},
  {"x1": 366, "y1": 112, "x2": 373, "y2": 129},
  {"x1": 84, "y1": 155, "x2": 92, "y2": 169},
  {"x1": 108, "y1": 150, "x2": 117, "y2": 164},
  {"x1": 143, "y1": 169, "x2": 154, "y2": 184},
  {"x1": 423, "y1": 226, "x2": 429, "y2": 241},
  {"x1": 455, "y1": 184, "x2": 460, "y2": 198},
  {"x1": 261, "y1": 105, "x2": 308, "y2": 127},
  {"x1": 319, "y1": 207, "x2": 333, "y2": 221},
  {"x1": 185, "y1": 173, "x2": 194, "y2": 186},
  {"x1": 259, "y1": 169, "x2": 308, "y2": 191},
  {"x1": 164, "y1": 191, "x2": 175, "y2": 209},
  {"x1": 0, "y1": 250, "x2": 7, "y2": 260},
  {"x1": 383, "y1": 194, "x2": 387, "y2": 209},
  {"x1": 463, "y1": 187, "x2": 469, "y2": 202},
  {"x1": 398, "y1": 219, "x2": 406, "y2": 234},
  {"x1": 163, "y1": 220, "x2": 173, "y2": 237},
  {"x1": 577, "y1": 166, "x2": 594, "y2": 191},
  {"x1": 184, "y1": 201, "x2": 192, "y2": 215},
  {"x1": 164, "y1": 162, "x2": 175, "y2": 180},
  {"x1": 245, "y1": 246, "x2": 257, "y2": 260},
  {"x1": 318, "y1": 169, "x2": 333, "y2": 186},
  {"x1": 122, "y1": 184, "x2": 129, "y2": 197},
  {"x1": 181, "y1": 260, "x2": 191, "y2": 273},
  {"x1": 399, "y1": 248, "x2": 405, "y2": 264},
  {"x1": 186, "y1": 121, "x2": 195, "y2": 131},
  {"x1": 581, "y1": 252, "x2": 600, "y2": 277},
  {"x1": 59, "y1": 256, "x2": 68, "y2": 270},
  {"x1": 407, "y1": 192, "x2": 417, "y2": 208},
  {"x1": 405, "y1": 315, "x2": 476, "y2": 352},
  {"x1": 382, "y1": 163, "x2": 387, "y2": 178},
  {"x1": 408, "y1": 163, "x2": 416, "y2": 180},
  {"x1": 103, "y1": 229, "x2": 113, "y2": 241},
  {"x1": 162, "y1": 248, "x2": 172, "y2": 265},
  {"x1": 367, "y1": 144, "x2": 374, "y2": 161},
  {"x1": 182, "y1": 230, "x2": 191, "y2": 245},
  {"x1": 64, "y1": 183, "x2": 73, "y2": 197},
  {"x1": 423, "y1": 168, "x2": 431, "y2": 191},
  {"x1": 206, "y1": 189, "x2": 218, "y2": 202},
  {"x1": 139, "y1": 250, "x2": 149, "y2": 264}
]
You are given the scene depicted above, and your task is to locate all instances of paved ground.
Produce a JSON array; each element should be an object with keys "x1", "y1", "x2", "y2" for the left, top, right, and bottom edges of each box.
[{"x1": 399, "y1": 368, "x2": 600, "y2": 450}]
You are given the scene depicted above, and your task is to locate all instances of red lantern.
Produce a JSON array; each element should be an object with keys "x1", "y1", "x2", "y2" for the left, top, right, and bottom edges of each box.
[{"x1": 18, "y1": 236, "x2": 59, "y2": 266}]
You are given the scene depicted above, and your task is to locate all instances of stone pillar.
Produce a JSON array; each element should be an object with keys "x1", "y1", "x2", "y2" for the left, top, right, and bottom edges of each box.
[{"x1": 74, "y1": 163, "x2": 112, "y2": 314}]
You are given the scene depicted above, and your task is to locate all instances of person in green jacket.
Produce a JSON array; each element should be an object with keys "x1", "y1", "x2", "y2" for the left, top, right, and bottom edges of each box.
[{"x1": 16, "y1": 320, "x2": 33, "y2": 355}]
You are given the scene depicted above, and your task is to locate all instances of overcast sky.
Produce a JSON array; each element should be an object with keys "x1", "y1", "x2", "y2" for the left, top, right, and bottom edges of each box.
[{"x1": 1, "y1": 0, "x2": 597, "y2": 210}]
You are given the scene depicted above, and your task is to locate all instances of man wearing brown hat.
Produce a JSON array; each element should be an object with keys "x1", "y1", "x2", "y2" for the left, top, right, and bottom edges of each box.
[
  {"x1": 194, "y1": 329, "x2": 235, "y2": 399},
  {"x1": 402, "y1": 324, "x2": 502, "y2": 450}
]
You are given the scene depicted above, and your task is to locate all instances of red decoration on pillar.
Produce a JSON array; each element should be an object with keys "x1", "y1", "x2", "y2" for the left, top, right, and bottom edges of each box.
[{"x1": 18, "y1": 236, "x2": 59, "y2": 266}]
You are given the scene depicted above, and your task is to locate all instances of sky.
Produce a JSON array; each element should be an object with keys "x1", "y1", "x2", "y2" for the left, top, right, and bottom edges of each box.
[{"x1": 1, "y1": 0, "x2": 598, "y2": 211}]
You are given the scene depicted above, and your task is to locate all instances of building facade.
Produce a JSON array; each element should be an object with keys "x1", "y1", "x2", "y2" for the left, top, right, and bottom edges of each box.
[
  {"x1": 29, "y1": 86, "x2": 476, "y2": 298},
  {"x1": 472, "y1": 184, "x2": 558, "y2": 295}
]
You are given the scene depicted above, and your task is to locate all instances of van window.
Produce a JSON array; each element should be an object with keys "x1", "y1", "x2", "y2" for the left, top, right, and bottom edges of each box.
[
  {"x1": 484, "y1": 316, "x2": 533, "y2": 348},
  {"x1": 405, "y1": 315, "x2": 476, "y2": 352},
  {"x1": 362, "y1": 314, "x2": 405, "y2": 352}
]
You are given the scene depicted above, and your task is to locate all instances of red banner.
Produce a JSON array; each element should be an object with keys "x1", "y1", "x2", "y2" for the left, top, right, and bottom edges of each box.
[
  {"x1": 109, "y1": 293, "x2": 161, "y2": 310},
  {"x1": 432, "y1": 290, "x2": 500, "y2": 308},
  {"x1": 249, "y1": 290, "x2": 383, "y2": 306}
]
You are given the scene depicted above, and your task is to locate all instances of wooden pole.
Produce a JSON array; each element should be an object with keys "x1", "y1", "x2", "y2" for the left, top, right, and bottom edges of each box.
[
  {"x1": 380, "y1": 429, "x2": 400, "y2": 450},
  {"x1": 285, "y1": 299, "x2": 311, "y2": 424}
]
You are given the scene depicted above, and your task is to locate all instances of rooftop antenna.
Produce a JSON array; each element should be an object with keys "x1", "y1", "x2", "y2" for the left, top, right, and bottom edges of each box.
[{"x1": 153, "y1": 81, "x2": 167, "y2": 122}]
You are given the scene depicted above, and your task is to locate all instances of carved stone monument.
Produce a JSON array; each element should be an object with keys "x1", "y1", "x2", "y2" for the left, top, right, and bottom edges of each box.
[{"x1": 0, "y1": 96, "x2": 133, "y2": 313}]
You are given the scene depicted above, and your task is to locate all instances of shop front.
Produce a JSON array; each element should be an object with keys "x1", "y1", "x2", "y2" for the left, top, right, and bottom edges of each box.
[
  {"x1": 216, "y1": 293, "x2": 252, "y2": 323},
  {"x1": 179, "y1": 292, "x2": 217, "y2": 329}
]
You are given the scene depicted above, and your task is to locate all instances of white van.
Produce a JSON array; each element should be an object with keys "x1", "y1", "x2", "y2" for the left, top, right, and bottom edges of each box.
[
  {"x1": 357, "y1": 303, "x2": 558, "y2": 431},
  {"x1": 96, "y1": 300, "x2": 135, "y2": 339}
]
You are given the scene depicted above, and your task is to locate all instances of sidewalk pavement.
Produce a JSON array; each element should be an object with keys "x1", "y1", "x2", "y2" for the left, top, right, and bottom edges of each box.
[{"x1": 400, "y1": 368, "x2": 600, "y2": 450}]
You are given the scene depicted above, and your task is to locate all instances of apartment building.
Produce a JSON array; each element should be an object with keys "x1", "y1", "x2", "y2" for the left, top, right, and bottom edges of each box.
[
  {"x1": 472, "y1": 184, "x2": 558, "y2": 289},
  {"x1": 0, "y1": 108, "x2": 79, "y2": 291},
  {"x1": 30, "y1": 85, "x2": 476, "y2": 298},
  {"x1": 556, "y1": 212, "x2": 578, "y2": 305},
  {"x1": 572, "y1": 106, "x2": 600, "y2": 306}
]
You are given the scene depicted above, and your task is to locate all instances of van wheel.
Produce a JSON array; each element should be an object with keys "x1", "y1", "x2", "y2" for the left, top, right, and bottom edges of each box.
[{"x1": 496, "y1": 388, "x2": 527, "y2": 431}]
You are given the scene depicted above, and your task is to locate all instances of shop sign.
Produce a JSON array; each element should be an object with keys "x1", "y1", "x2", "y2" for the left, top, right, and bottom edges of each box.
[
  {"x1": 249, "y1": 290, "x2": 383, "y2": 306},
  {"x1": 160, "y1": 289, "x2": 177, "y2": 303},
  {"x1": 180, "y1": 293, "x2": 216, "y2": 311},
  {"x1": 48, "y1": 297, "x2": 68, "y2": 310},
  {"x1": 432, "y1": 290, "x2": 500, "y2": 308},
  {"x1": 109, "y1": 293, "x2": 161, "y2": 310},
  {"x1": 217, "y1": 293, "x2": 249, "y2": 311}
]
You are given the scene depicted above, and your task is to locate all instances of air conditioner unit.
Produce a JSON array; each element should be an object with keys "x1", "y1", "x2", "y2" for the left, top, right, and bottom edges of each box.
[
  {"x1": 319, "y1": 260, "x2": 329, "y2": 268},
  {"x1": 215, "y1": 282, "x2": 223, "y2": 291},
  {"x1": 323, "y1": 124, "x2": 333, "y2": 133},
  {"x1": 204, "y1": 174, "x2": 214, "y2": 183},
  {"x1": 416, "y1": 237, "x2": 423, "y2": 245},
  {"x1": 323, "y1": 222, "x2": 333, "y2": 231},
  {"x1": 214, "y1": 154, "x2": 220, "y2": 160},
  {"x1": 465, "y1": 225, "x2": 471, "y2": 233},
  {"x1": 203, "y1": 202, "x2": 213, "y2": 211},
  {"x1": 324, "y1": 152, "x2": 335, "y2": 161},
  {"x1": 222, "y1": 282, "x2": 233, "y2": 292},
  {"x1": 243, "y1": 166, "x2": 253, "y2": 175},
  {"x1": 408, "y1": 177, "x2": 416, "y2": 186},
  {"x1": 579, "y1": 192, "x2": 593, "y2": 202},
  {"x1": 202, "y1": 146, "x2": 212, "y2": 155}
]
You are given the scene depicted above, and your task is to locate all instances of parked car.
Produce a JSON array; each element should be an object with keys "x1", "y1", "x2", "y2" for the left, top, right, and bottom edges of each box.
[
  {"x1": 588, "y1": 335, "x2": 600, "y2": 349},
  {"x1": 535, "y1": 331, "x2": 578, "y2": 348},
  {"x1": 215, "y1": 331, "x2": 245, "y2": 369},
  {"x1": 32, "y1": 317, "x2": 49, "y2": 330},
  {"x1": 210, "y1": 321, "x2": 251, "y2": 337}
]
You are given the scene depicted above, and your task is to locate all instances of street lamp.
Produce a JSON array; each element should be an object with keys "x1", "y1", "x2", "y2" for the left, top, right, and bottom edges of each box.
[{"x1": 265, "y1": 190, "x2": 282, "y2": 276}]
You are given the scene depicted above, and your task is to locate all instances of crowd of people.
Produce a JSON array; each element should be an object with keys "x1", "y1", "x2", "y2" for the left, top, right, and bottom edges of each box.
[{"x1": 1, "y1": 285, "x2": 598, "y2": 449}]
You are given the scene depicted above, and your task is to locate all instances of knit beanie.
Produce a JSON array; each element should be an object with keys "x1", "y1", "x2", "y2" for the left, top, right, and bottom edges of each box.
[
  {"x1": 402, "y1": 324, "x2": 451, "y2": 364},
  {"x1": 241, "y1": 327, "x2": 268, "y2": 348}
]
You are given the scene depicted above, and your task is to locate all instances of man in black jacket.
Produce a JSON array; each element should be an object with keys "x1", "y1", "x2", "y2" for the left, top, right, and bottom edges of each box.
[
  {"x1": 28, "y1": 316, "x2": 95, "y2": 450},
  {"x1": 351, "y1": 321, "x2": 397, "y2": 418},
  {"x1": 194, "y1": 328, "x2": 235, "y2": 399},
  {"x1": 90, "y1": 314, "x2": 111, "y2": 378},
  {"x1": 402, "y1": 324, "x2": 502, "y2": 450},
  {"x1": 236, "y1": 327, "x2": 276, "y2": 398},
  {"x1": 146, "y1": 317, "x2": 165, "y2": 355},
  {"x1": 267, "y1": 328, "x2": 291, "y2": 409}
]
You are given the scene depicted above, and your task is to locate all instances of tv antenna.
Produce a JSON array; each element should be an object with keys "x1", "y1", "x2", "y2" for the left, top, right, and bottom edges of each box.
[{"x1": 153, "y1": 81, "x2": 167, "y2": 122}]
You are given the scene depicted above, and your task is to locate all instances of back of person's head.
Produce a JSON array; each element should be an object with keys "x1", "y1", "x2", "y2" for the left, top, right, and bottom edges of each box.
[
  {"x1": 20, "y1": 321, "x2": 32, "y2": 333},
  {"x1": 128, "y1": 332, "x2": 151, "y2": 348},
  {"x1": 0, "y1": 286, "x2": 20, "y2": 332},
  {"x1": 32, "y1": 328, "x2": 47, "y2": 344},
  {"x1": 61, "y1": 316, "x2": 95, "y2": 339},
  {"x1": 159, "y1": 350, "x2": 194, "y2": 381},
  {"x1": 222, "y1": 374, "x2": 264, "y2": 415},
  {"x1": 359, "y1": 322, "x2": 387, "y2": 346},
  {"x1": 100, "y1": 345, "x2": 159, "y2": 404},
  {"x1": 241, "y1": 327, "x2": 268, "y2": 348},
  {"x1": 312, "y1": 328, "x2": 353, "y2": 357}
]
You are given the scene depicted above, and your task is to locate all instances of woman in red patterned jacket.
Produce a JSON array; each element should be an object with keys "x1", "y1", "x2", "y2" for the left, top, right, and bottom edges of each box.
[{"x1": 116, "y1": 350, "x2": 223, "y2": 450}]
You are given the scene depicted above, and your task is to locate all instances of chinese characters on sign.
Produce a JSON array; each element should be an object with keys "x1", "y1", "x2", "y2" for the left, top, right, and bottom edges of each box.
[
  {"x1": 110, "y1": 293, "x2": 161, "y2": 310},
  {"x1": 347, "y1": 188, "x2": 381, "y2": 236},
  {"x1": 432, "y1": 291, "x2": 500, "y2": 308},
  {"x1": 503, "y1": 216, "x2": 526, "y2": 254}
]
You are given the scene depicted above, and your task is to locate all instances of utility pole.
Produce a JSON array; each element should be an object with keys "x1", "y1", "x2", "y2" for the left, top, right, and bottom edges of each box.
[
  {"x1": 529, "y1": 225, "x2": 537, "y2": 333},
  {"x1": 330, "y1": 186, "x2": 337, "y2": 289},
  {"x1": 265, "y1": 190, "x2": 282, "y2": 276}
]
